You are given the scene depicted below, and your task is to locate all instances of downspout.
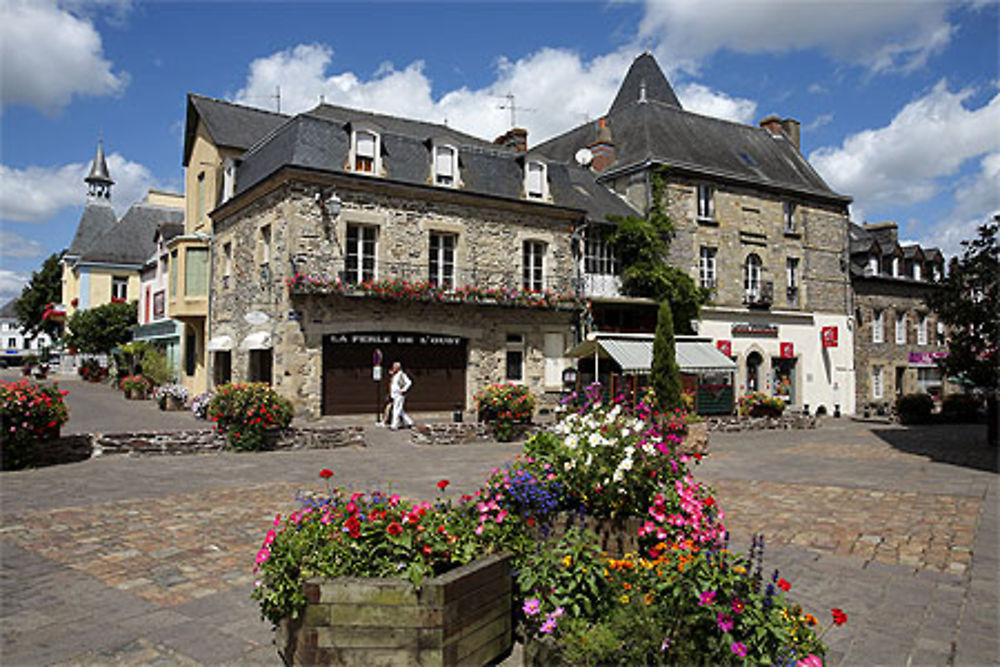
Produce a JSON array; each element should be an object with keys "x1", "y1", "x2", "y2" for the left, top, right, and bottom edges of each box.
[{"x1": 205, "y1": 232, "x2": 215, "y2": 395}]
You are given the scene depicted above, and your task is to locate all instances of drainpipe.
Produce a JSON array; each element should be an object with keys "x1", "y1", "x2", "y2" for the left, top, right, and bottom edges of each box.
[{"x1": 205, "y1": 232, "x2": 214, "y2": 395}]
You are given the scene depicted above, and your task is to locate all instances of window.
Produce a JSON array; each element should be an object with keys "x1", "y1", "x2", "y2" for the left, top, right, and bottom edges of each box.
[
  {"x1": 697, "y1": 184, "x2": 715, "y2": 220},
  {"x1": 783, "y1": 201, "x2": 797, "y2": 233},
  {"x1": 699, "y1": 246, "x2": 717, "y2": 289},
  {"x1": 873, "y1": 309, "x2": 885, "y2": 343},
  {"x1": 144, "y1": 286, "x2": 150, "y2": 322},
  {"x1": 185, "y1": 248, "x2": 209, "y2": 296},
  {"x1": 867, "y1": 255, "x2": 879, "y2": 275},
  {"x1": 585, "y1": 231, "x2": 618, "y2": 275},
  {"x1": 932, "y1": 263, "x2": 942, "y2": 282},
  {"x1": 153, "y1": 290, "x2": 165, "y2": 318},
  {"x1": 249, "y1": 349, "x2": 273, "y2": 385},
  {"x1": 428, "y1": 232, "x2": 456, "y2": 287},
  {"x1": 185, "y1": 328, "x2": 197, "y2": 377},
  {"x1": 222, "y1": 158, "x2": 236, "y2": 202},
  {"x1": 7, "y1": 338, "x2": 16, "y2": 348},
  {"x1": 896, "y1": 312, "x2": 907, "y2": 345},
  {"x1": 214, "y1": 351, "x2": 232, "y2": 386},
  {"x1": 434, "y1": 145, "x2": 457, "y2": 186},
  {"x1": 345, "y1": 224, "x2": 377, "y2": 284},
  {"x1": 917, "y1": 367, "x2": 941, "y2": 393},
  {"x1": 169, "y1": 251, "x2": 177, "y2": 295},
  {"x1": 786, "y1": 257, "x2": 799, "y2": 303},
  {"x1": 111, "y1": 277, "x2": 128, "y2": 302},
  {"x1": 918, "y1": 315, "x2": 928, "y2": 346},
  {"x1": 744, "y1": 253, "x2": 762, "y2": 299},
  {"x1": 353, "y1": 130, "x2": 378, "y2": 173},
  {"x1": 525, "y1": 161, "x2": 546, "y2": 199},
  {"x1": 522, "y1": 240, "x2": 545, "y2": 291},
  {"x1": 222, "y1": 242, "x2": 232, "y2": 289},
  {"x1": 937, "y1": 321, "x2": 946, "y2": 346},
  {"x1": 892, "y1": 256, "x2": 900, "y2": 277},
  {"x1": 505, "y1": 333, "x2": 524, "y2": 382},
  {"x1": 913, "y1": 262, "x2": 922, "y2": 281},
  {"x1": 872, "y1": 365, "x2": 884, "y2": 399},
  {"x1": 258, "y1": 225, "x2": 271, "y2": 267},
  {"x1": 196, "y1": 172, "x2": 206, "y2": 223}
]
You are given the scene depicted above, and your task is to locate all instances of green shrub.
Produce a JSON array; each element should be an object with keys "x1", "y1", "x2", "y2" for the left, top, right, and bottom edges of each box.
[
  {"x1": 208, "y1": 383, "x2": 294, "y2": 451},
  {"x1": 896, "y1": 393, "x2": 934, "y2": 424},
  {"x1": 475, "y1": 383, "x2": 535, "y2": 441},
  {"x1": 941, "y1": 394, "x2": 981, "y2": 422},
  {"x1": 1, "y1": 379, "x2": 70, "y2": 470}
]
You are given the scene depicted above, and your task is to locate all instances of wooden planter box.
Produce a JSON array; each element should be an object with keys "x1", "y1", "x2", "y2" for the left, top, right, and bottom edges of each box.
[
  {"x1": 124, "y1": 389, "x2": 148, "y2": 400},
  {"x1": 278, "y1": 553, "x2": 513, "y2": 666},
  {"x1": 536, "y1": 513, "x2": 643, "y2": 559}
]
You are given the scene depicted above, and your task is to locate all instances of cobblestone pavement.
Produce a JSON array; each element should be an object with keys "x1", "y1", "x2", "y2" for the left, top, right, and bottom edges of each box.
[{"x1": 1, "y1": 400, "x2": 997, "y2": 664}]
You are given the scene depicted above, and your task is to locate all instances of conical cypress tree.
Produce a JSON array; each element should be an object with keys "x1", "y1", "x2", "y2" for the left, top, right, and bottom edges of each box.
[{"x1": 652, "y1": 298, "x2": 682, "y2": 411}]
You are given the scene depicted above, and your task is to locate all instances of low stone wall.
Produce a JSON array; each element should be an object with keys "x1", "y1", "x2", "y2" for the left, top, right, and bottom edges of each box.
[
  {"x1": 410, "y1": 422, "x2": 492, "y2": 446},
  {"x1": 706, "y1": 414, "x2": 818, "y2": 432}
]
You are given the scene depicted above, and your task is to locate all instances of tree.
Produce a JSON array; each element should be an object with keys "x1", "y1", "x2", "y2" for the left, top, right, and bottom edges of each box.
[
  {"x1": 14, "y1": 251, "x2": 65, "y2": 340},
  {"x1": 610, "y1": 167, "x2": 710, "y2": 333},
  {"x1": 925, "y1": 218, "x2": 999, "y2": 446},
  {"x1": 652, "y1": 298, "x2": 682, "y2": 412},
  {"x1": 64, "y1": 301, "x2": 138, "y2": 355}
]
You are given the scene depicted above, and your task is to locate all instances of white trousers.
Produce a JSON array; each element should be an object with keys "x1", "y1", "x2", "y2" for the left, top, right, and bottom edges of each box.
[{"x1": 391, "y1": 395, "x2": 413, "y2": 428}]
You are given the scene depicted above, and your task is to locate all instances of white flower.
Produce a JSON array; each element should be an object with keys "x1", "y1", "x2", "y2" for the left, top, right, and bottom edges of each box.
[
  {"x1": 565, "y1": 435, "x2": 578, "y2": 449},
  {"x1": 564, "y1": 460, "x2": 576, "y2": 471},
  {"x1": 585, "y1": 453, "x2": 593, "y2": 467}
]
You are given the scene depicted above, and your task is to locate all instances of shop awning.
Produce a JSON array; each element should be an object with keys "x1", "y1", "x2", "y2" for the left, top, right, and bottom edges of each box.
[
  {"x1": 207, "y1": 335, "x2": 234, "y2": 351},
  {"x1": 676, "y1": 340, "x2": 737, "y2": 374},
  {"x1": 567, "y1": 334, "x2": 736, "y2": 375},
  {"x1": 239, "y1": 332, "x2": 271, "y2": 350}
]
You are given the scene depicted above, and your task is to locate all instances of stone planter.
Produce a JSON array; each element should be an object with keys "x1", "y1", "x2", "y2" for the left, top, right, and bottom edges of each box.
[
  {"x1": 278, "y1": 553, "x2": 513, "y2": 666},
  {"x1": 159, "y1": 395, "x2": 186, "y2": 411},
  {"x1": 124, "y1": 388, "x2": 148, "y2": 400},
  {"x1": 749, "y1": 404, "x2": 783, "y2": 419}
]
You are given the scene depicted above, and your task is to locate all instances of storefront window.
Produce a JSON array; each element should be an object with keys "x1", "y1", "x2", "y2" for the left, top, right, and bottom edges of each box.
[{"x1": 772, "y1": 358, "x2": 796, "y2": 404}]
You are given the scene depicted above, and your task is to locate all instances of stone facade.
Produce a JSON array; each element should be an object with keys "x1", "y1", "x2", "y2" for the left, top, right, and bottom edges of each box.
[{"x1": 210, "y1": 178, "x2": 579, "y2": 419}]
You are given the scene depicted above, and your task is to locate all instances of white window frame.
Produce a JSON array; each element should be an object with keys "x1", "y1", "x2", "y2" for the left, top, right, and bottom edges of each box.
[
  {"x1": 222, "y1": 157, "x2": 236, "y2": 202},
  {"x1": 351, "y1": 129, "x2": 380, "y2": 175},
  {"x1": 585, "y1": 230, "x2": 618, "y2": 276},
  {"x1": 873, "y1": 309, "x2": 885, "y2": 344},
  {"x1": 912, "y1": 262, "x2": 922, "y2": 281},
  {"x1": 892, "y1": 256, "x2": 900, "y2": 278},
  {"x1": 428, "y1": 232, "x2": 456, "y2": 288},
  {"x1": 872, "y1": 365, "x2": 884, "y2": 400},
  {"x1": 697, "y1": 184, "x2": 715, "y2": 220},
  {"x1": 222, "y1": 242, "x2": 233, "y2": 289},
  {"x1": 433, "y1": 144, "x2": 458, "y2": 187},
  {"x1": 345, "y1": 224, "x2": 378, "y2": 284},
  {"x1": 932, "y1": 263, "x2": 942, "y2": 282},
  {"x1": 699, "y1": 246, "x2": 717, "y2": 289},
  {"x1": 896, "y1": 312, "x2": 907, "y2": 345},
  {"x1": 867, "y1": 254, "x2": 879, "y2": 275},
  {"x1": 525, "y1": 161, "x2": 547, "y2": 200},
  {"x1": 258, "y1": 224, "x2": 271, "y2": 267},
  {"x1": 917, "y1": 315, "x2": 928, "y2": 346},
  {"x1": 112, "y1": 276, "x2": 128, "y2": 301},
  {"x1": 522, "y1": 240, "x2": 545, "y2": 291},
  {"x1": 505, "y1": 333, "x2": 525, "y2": 383},
  {"x1": 744, "y1": 253, "x2": 762, "y2": 299},
  {"x1": 783, "y1": 201, "x2": 797, "y2": 233}
]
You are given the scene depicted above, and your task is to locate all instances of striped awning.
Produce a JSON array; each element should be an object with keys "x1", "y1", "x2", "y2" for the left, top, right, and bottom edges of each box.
[
  {"x1": 676, "y1": 340, "x2": 737, "y2": 373},
  {"x1": 567, "y1": 335, "x2": 735, "y2": 375}
]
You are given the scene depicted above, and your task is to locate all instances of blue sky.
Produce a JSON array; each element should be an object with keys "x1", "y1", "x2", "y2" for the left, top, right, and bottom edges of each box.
[{"x1": 2, "y1": 0, "x2": 998, "y2": 304}]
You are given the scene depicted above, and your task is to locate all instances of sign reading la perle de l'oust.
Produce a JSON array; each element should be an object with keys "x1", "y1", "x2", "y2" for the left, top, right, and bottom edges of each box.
[{"x1": 326, "y1": 333, "x2": 464, "y2": 347}]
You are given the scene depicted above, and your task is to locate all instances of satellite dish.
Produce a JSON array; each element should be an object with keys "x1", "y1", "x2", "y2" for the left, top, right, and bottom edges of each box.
[{"x1": 574, "y1": 148, "x2": 594, "y2": 167}]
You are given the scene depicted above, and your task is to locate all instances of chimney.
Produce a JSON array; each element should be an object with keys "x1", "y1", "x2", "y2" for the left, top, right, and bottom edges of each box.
[
  {"x1": 759, "y1": 115, "x2": 784, "y2": 138},
  {"x1": 780, "y1": 118, "x2": 801, "y2": 150},
  {"x1": 587, "y1": 117, "x2": 616, "y2": 172},
  {"x1": 494, "y1": 127, "x2": 528, "y2": 153}
]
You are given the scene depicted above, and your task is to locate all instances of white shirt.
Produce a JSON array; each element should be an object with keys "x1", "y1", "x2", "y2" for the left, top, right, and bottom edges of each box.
[{"x1": 390, "y1": 370, "x2": 412, "y2": 398}]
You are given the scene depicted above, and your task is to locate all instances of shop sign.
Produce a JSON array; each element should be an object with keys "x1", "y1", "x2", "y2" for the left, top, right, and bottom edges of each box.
[
  {"x1": 908, "y1": 351, "x2": 948, "y2": 366},
  {"x1": 780, "y1": 342, "x2": 795, "y2": 358},
  {"x1": 821, "y1": 326, "x2": 838, "y2": 348},
  {"x1": 328, "y1": 332, "x2": 463, "y2": 346},
  {"x1": 716, "y1": 339, "x2": 732, "y2": 356},
  {"x1": 731, "y1": 323, "x2": 778, "y2": 336}
]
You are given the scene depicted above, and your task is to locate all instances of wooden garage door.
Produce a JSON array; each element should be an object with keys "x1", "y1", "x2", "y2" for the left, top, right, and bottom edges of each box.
[{"x1": 323, "y1": 333, "x2": 467, "y2": 415}]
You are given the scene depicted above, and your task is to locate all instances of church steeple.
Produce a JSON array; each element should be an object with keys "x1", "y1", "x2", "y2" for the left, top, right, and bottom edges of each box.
[
  {"x1": 608, "y1": 52, "x2": 682, "y2": 115},
  {"x1": 85, "y1": 139, "x2": 114, "y2": 200}
]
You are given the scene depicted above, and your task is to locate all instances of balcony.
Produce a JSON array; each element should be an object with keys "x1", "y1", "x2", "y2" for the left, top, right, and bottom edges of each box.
[
  {"x1": 581, "y1": 272, "x2": 623, "y2": 299},
  {"x1": 743, "y1": 281, "x2": 774, "y2": 309},
  {"x1": 288, "y1": 259, "x2": 578, "y2": 310}
]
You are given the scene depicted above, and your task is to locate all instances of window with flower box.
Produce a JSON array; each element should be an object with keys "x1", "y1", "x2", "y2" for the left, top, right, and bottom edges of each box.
[
  {"x1": 522, "y1": 240, "x2": 545, "y2": 291},
  {"x1": 428, "y1": 232, "x2": 456, "y2": 287},
  {"x1": 345, "y1": 224, "x2": 377, "y2": 285}
]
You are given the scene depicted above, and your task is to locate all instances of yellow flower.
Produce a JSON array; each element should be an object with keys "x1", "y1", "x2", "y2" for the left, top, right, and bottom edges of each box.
[
  {"x1": 620, "y1": 594, "x2": 630, "y2": 604},
  {"x1": 802, "y1": 613, "x2": 818, "y2": 627},
  {"x1": 733, "y1": 565, "x2": 747, "y2": 575},
  {"x1": 562, "y1": 555, "x2": 572, "y2": 567},
  {"x1": 644, "y1": 593, "x2": 654, "y2": 606}
]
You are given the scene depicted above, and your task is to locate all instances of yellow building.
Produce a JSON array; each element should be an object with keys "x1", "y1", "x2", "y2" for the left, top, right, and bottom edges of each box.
[
  {"x1": 62, "y1": 141, "x2": 184, "y2": 330},
  {"x1": 172, "y1": 95, "x2": 287, "y2": 394}
]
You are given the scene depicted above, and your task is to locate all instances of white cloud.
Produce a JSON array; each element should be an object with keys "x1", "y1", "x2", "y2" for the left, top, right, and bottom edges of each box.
[
  {"x1": 0, "y1": 269, "x2": 28, "y2": 305},
  {"x1": 810, "y1": 81, "x2": 1000, "y2": 213},
  {"x1": 232, "y1": 44, "x2": 757, "y2": 144},
  {"x1": 804, "y1": 113, "x2": 834, "y2": 132},
  {"x1": 928, "y1": 151, "x2": 1000, "y2": 257},
  {"x1": 0, "y1": 153, "x2": 157, "y2": 222},
  {"x1": 0, "y1": 0, "x2": 128, "y2": 114},
  {"x1": 639, "y1": 0, "x2": 954, "y2": 74},
  {"x1": 0, "y1": 230, "x2": 44, "y2": 259}
]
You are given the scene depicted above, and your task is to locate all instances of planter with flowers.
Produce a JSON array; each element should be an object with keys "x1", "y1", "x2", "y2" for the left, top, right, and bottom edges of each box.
[
  {"x1": 191, "y1": 391, "x2": 214, "y2": 420},
  {"x1": 475, "y1": 383, "x2": 535, "y2": 442},
  {"x1": 153, "y1": 384, "x2": 189, "y2": 411},
  {"x1": 738, "y1": 391, "x2": 786, "y2": 418},
  {"x1": 120, "y1": 375, "x2": 153, "y2": 400},
  {"x1": 1, "y1": 379, "x2": 70, "y2": 470},
  {"x1": 78, "y1": 358, "x2": 108, "y2": 383},
  {"x1": 208, "y1": 383, "x2": 294, "y2": 451}
]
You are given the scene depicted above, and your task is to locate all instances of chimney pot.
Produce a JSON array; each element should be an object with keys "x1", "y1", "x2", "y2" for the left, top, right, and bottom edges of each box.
[
  {"x1": 759, "y1": 115, "x2": 784, "y2": 137},
  {"x1": 780, "y1": 118, "x2": 801, "y2": 150},
  {"x1": 588, "y1": 117, "x2": 616, "y2": 172},
  {"x1": 494, "y1": 127, "x2": 528, "y2": 153}
]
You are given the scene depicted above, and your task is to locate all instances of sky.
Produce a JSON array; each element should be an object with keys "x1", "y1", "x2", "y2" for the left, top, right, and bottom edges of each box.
[{"x1": 1, "y1": 0, "x2": 998, "y2": 305}]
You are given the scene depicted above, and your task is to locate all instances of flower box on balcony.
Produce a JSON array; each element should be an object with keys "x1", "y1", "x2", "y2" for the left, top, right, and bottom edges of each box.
[{"x1": 277, "y1": 553, "x2": 513, "y2": 666}]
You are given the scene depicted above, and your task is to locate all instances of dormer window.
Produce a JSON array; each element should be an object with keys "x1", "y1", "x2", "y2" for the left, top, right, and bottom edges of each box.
[
  {"x1": 912, "y1": 262, "x2": 922, "y2": 281},
  {"x1": 932, "y1": 263, "x2": 942, "y2": 281},
  {"x1": 891, "y1": 256, "x2": 900, "y2": 277},
  {"x1": 434, "y1": 145, "x2": 458, "y2": 186},
  {"x1": 222, "y1": 157, "x2": 236, "y2": 203},
  {"x1": 525, "y1": 161, "x2": 546, "y2": 200},
  {"x1": 353, "y1": 130, "x2": 379, "y2": 174},
  {"x1": 867, "y1": 255, "x2": 879, "y2": 275}
]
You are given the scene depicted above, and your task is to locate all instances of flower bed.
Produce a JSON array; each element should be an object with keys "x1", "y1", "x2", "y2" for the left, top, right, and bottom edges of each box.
[
  {"x1": 475, "y1": 383, "x2": 535, "y2": 441},
  {"x1": 738, "y1": 391, "x2": 786, "y2": 418},
  {"x1": 120, "y1": 375, "x2": 153, "y2": 400},
  {"x1": 208, "y1": 383, "x2": 294, "y2": 451},
  {"x1": 153, "y1": 383, "x2": 189, "y2": 411},
  {"x1": 1, "y1": 379, "x2": 70, "y2": 470},
  {"x1": 78, "y1": 358, "x2": 107, "y2": 383}
]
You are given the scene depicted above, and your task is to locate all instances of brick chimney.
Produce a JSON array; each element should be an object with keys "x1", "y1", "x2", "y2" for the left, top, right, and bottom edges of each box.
[
  {"x1": 587, "y1": 117, "x2": 616, "y2": 172},
  {"x1": 494, "y1": 127, "x2": 528, "y2": 153},
  {"x1": 780, "y1": 118, "x2": 801, "y2": 150},
  {"x1": 759, "y1": 115, "x2": 784, "y2": 137}
]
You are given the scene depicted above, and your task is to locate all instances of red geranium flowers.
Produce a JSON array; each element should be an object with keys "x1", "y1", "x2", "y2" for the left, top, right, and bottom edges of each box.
[
  {"x1": 319, "y1": 469, "x2": 334, "y2": 479},
  {"x1": 437, "y1": 479, "x2": 450, "y2": 491},
  {"x1": 831, "y1": 607, "x2": 848, "y2": 626},
  {"x1": 777, "y1": 578, "x2": 791, "y2": 592}
]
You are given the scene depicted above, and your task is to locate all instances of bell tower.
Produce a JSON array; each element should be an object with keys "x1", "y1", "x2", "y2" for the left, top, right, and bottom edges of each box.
[{"x1": 85, "y1": 140, "x2": 114, "y2": 200}]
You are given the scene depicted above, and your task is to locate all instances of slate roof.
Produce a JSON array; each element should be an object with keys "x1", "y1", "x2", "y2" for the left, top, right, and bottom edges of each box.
[
  {"x1": 183, "y1": 95, "x2": 289, "y2": 167},
  {"x1": 234, "y1": 106, "x2": 637, "y2": 223},
  {"x1": 78, "y1": 203, "x2": 183, "y2": 266},
  {"x1": 66, "y1": 202, "x2": 116, "y2": 257},
  {"x1": 156, "y1": 221, "x2": 185, "y2": 244},
  {"x1": 849, "y1": 222, "x2": 943, "y2": 279},
  {"x1": 0, "y1": 299, "x2": 16, "y2": 320},
  {"x1": 534, "y1": 53, "x2": 849, "y2": 204}
]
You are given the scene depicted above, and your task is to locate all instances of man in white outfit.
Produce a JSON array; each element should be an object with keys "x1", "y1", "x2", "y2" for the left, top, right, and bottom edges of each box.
[{"x1": 389, "y1": 362, "x2": 414, "y2": 429}]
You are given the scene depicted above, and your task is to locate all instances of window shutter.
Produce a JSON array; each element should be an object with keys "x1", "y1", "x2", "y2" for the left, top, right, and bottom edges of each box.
[
  {"x1": 356, "y1": 132, "x2": 376, "y2": 158},
  {"x1": 435, "y1": 147, "x2": 454, "y2": 177},
  {"x1": 527, "y1": 162, "x2": 544, "y2": 195}
]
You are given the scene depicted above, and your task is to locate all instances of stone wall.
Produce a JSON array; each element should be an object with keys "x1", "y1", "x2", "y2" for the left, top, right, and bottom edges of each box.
[{"x1": 706, "y1": 414, "x2": 819, "y2": 432}]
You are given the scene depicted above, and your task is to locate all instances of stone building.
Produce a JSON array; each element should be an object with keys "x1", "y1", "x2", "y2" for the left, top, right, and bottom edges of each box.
[
  {"x1": 535, "y1": 53, "x2": 856, "y2": 415},
  {"x1": 207, "y1": 103, "x2": 634, "y2": 418},
  {"x1": 849, "y1": 221, "x2": 951, "y2": 411}
]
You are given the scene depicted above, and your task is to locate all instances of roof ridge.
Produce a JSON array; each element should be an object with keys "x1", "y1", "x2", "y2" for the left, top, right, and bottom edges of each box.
[
  {"x1": 306, "y1": 102, "x2": 493, "y2": 146},
  {"x1": 188, "y1": 93, "x2": 289, "y2": 118}
]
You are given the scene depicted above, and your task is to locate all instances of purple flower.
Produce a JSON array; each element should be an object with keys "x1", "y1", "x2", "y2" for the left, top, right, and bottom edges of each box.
[
  {"x1": 731, "y1": 642, "x2": 748, "y2": 658},
  {"x1": 698, "y1": 589, "x2": 717, "y2": 606},
  {"x1": 540, "y1": 617, "x2": 557, "y2": 634},
  {"x1": 717, "y1": 613, "x2": 734, "y2": 632},
  {"x1": 522, "y1": 598, "x2": 541, "y2": 617}
]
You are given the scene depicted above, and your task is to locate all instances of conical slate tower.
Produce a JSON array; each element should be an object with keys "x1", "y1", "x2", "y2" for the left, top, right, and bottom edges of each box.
[{"x1": 85, "y1": 140, "x2": 114, "y2": 200}]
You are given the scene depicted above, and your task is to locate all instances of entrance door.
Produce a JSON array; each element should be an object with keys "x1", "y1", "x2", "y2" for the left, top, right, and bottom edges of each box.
[
  {"x1": 746, "y1": 351, "x2": 763, "y2": 392},
  {"x1": 895, "y1": 366, "x2": 906, "y2": 397},
  {"x1": 772, "y1": 357, "x2": 796, "y2": 405}
]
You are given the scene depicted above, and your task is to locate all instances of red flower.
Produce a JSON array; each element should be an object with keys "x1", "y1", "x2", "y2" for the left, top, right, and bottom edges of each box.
[
  {"x1": 319, "y1": 469, "x2": 334, "y2": 479},
  {"x1": 777, "y1": 578, "x2": 791, "y2": 592},
  {"x1": 831, "y1": 608, "x2": 848, "y2": 626},
  {"x1": 437, "y1": 479, "x2": 450, "y2": 491},
  {"x1": 386, "y1": 522, "x2": 403, "y2": 536},
  {"x1": 422, "y1": 544, "x2": 433, "y2": 556}
]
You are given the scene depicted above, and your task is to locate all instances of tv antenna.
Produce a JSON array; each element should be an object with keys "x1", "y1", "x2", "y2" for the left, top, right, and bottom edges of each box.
[
  {"x1": 496, "y1": 93, "x2": 535, "y2": 127},
  {"x1": 244, "y1": 86, "x2": 282, "y2": 113}
]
